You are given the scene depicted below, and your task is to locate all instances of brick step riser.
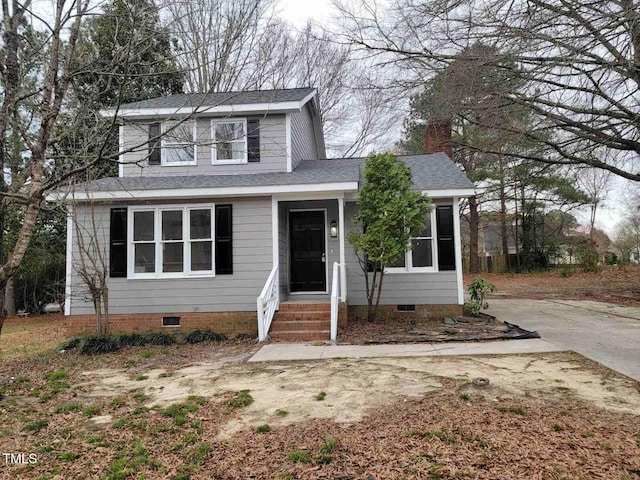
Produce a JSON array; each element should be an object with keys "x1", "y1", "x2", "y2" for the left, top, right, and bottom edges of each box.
[
  {"x1": 278, "y1": 304, "x2": 331, "y2": 312},
  {"x1": 273, "y1": 314, "x2": 331, "y2": 322},
  {"x1": 270, "y1": 321, "x2": 330, "y2": 332},
  {"x1": 270, "y1": 331, "x2": 330, "y2": 342}
]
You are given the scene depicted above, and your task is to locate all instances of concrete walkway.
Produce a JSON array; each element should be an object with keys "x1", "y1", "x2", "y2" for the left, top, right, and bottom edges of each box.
[
  {"x1": 249, "y1": 338, "x2": 562, "y2": 362},
  {"x1": 488, "y1": 299, "x2": 640, "y2": 381}
]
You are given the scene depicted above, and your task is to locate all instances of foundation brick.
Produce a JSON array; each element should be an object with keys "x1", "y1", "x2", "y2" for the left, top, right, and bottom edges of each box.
[
  {"x1": 65, "y1": 311, "x2": 258, "y2": 337},
  {"x1": 347, "y1": 304, "x2": 462, "y2": 322}
]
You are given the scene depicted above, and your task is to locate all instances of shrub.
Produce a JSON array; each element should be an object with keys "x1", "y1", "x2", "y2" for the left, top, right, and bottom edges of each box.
[
  {"x1": 183, "y1": 330, "x2": 226, "y2": 344},
  {"x1": 79, "y1": 336, "x2": 121, "y2": 355},
  {"x1": 117, "y1": 333, "x2": 146, "y2": 347},
  {"x1": 467, "y1": 276, "x2": 497, "y2": 311},
  {"x1": 59, "y1": 336, "x2": 82, "y2": 350},
  {"x1": 143, "y1": 332, "x2": 175, "y2": 346},
  {"x1": 578, "y1": 247, "x2": 602, "y2": 273},
  {"x1": 559, "y1": 264, "x2": 574, "y2": 277},
  {"x1": 463, "y1": 301, "x2": 482, "y2": 316}
]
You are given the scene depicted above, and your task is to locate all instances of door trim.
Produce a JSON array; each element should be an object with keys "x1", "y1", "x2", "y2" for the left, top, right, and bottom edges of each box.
[{"x1": 288, "y1": 208, "x2": 328, "y2": 295}]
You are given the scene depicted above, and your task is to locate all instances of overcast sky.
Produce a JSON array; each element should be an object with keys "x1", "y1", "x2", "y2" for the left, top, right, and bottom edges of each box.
[{"x1": 277, "y1": 0, "x2": 637, "y2": 236}]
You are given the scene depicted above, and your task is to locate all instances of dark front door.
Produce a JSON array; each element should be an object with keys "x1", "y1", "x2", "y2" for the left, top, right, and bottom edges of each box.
[{"x1": 290, "y1": 210, "x2": 326, "y2": 292}]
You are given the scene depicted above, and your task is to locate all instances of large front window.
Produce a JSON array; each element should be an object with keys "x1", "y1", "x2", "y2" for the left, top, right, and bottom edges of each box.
[
  {"x1": 211, "y1": 119, "x2": 247, "y2": 164},
  {"x1": 129, "y1": 205, "x2": 214, "y2": 278},
  {"x1": 161, "y1": 121, "x2": 196, "y2": 166},
  {"x1": 386, "y1": 210, "x2": 437, "y2": 273}
]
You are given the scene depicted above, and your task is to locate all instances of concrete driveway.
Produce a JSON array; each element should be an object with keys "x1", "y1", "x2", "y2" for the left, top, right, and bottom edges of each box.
[{"x1": 488, "y1": 299, "x2": 640, "y2": 381}]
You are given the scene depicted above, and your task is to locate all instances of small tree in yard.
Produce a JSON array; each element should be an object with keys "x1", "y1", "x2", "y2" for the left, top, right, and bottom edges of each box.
[{"x1": 347, "y1": 153, "x2": 431, "y2": 322}]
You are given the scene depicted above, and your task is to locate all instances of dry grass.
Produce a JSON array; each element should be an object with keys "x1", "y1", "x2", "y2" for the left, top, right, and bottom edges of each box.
[
  {"x1": 0, "y1": 314, "x2": 68, "y2": 359},
  {"x1": 466, "y1": 264, "x2": 640, "y2": 306},
  {"x1": 1, "y1": 343, "x2": 640, "y2": 479}
]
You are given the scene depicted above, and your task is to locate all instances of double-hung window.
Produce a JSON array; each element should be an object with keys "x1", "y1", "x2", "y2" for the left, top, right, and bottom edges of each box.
[
  {"x1": 161, "y1": 121, "x2": 196, "y2": 166},
  {"x1": 130, "y1": 205, "x2": 214, "y2": 278},
  {"x1": 211, "y1": 119, "x2": 247, "y2": 164},
  {"x1": 386, "y1": 209, "x2": 438, "y2": 273}
]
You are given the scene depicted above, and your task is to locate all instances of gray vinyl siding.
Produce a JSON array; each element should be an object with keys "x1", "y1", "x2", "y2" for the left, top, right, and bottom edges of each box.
[
  {"x1": 290, "y1": 104, "x2": 318, "y2": 168},
  {"x1": 278, "y1": 199, "x2": 340, "y2": 301},
  {"x1": 69, "y1": 197, "x2": 272, "y2": 315},
  {"x1": 344, "y1": 201, "x2": 459, "y2": 306},
  {"x1": 121, "y1": 115, "x2": 287, "y2": 176}
]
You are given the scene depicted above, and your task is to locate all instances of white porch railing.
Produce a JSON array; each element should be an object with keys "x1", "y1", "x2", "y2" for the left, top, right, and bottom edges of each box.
[
  {"x1": 257, "y1": 265, "x2": 279, "y2": 341},
  {"x1": 330, "y1": 262, "x2": 342, "y2": 342}
]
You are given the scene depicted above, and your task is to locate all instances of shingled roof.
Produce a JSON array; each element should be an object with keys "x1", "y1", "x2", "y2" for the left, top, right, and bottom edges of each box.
[
  {"x1": 76, "y1": 153, "x2": 474, "y2": 195},
  {"x1": 116, "y1": 88, "x2": 317, "y2": 112}
]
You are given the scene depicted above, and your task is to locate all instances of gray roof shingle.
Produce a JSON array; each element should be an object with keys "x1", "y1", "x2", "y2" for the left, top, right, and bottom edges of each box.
[
  {"x1": 82, "y1": 153, "x2": 474, "y2": 194},
  {"x1": 118, "y1": 88, "x2": 316, "y2": 111}
]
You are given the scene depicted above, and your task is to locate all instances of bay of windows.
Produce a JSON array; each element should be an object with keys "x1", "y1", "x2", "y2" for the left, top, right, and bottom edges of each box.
[{"x1": 130, "y1": 205, "x2": 214, "y2": 278}]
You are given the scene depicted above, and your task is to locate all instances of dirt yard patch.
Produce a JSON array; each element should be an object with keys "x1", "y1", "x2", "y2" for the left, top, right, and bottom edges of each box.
[
  {"x1": 468, "y1": 265, "x2": 640, "y2": 306},
  {"x1": 0, "y1": 313, "x2": 67, "y2": 358},
  {"x1": 1, "y1": 343, "x2": 639, "y2": 479}
]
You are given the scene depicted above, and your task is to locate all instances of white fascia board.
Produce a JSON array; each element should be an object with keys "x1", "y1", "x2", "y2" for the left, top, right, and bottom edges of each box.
[
  {"x1": 101, "y1": 90, "x2": 318, "y2": 119},
  {"x1": 285, "y1": 113, "x2": 292, "y2": 172},
  {"x1": 422, "y1": 188, "x2": 475, "y2": 198},
  {"x1": 55, "y1": 181, "x2": 359, "y2": 202}
]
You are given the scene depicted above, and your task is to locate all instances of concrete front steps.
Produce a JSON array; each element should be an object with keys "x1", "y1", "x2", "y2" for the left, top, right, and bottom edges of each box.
[{"x1": 269, "y1": 302, "x2": 331, "y2": 342}]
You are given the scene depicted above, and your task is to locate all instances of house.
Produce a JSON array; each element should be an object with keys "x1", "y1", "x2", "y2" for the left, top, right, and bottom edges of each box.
[{"x1": 61, "y1": 88, "x2": 475, "y2": 341}]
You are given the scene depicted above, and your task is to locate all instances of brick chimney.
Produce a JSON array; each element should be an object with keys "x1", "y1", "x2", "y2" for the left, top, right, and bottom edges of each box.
[{"x1": 424, "y1": 119, "x2": 453, "y2": 158}]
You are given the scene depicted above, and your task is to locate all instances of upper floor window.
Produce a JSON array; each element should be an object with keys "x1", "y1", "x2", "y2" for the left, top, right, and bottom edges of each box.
[
  {"x1": 162, "y1": 121, "x2": 196, "y2": 166},
  {"x1": 211, "y1": 119, "x2": 247, "y2": 165}
]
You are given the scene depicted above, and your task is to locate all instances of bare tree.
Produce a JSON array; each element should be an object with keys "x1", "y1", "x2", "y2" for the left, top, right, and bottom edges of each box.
[
  {"x1": 70, "y1": 200, "x2": 110, "y2": 336},
  {"x1": 0, "y1": 0, "x2": 186, "y2": 339},
  {"x1": 334, "y1": 0, "x2": 640, "y2": 182},
  {"x1": 164, "y1": 0, "x2": 277, "y2": 92},
  {"x1": 578, "y1": 160, "x2": 614, "y2": 241}
]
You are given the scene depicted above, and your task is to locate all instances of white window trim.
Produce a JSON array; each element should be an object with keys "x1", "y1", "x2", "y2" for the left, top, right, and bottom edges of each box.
[
  {"x1": 385, "y1": 209, "x2": 439, "y2": 274},
  {"x1": 211, "y1": 118, "x2": 248, "y2": 165},
  {"x1": 128, "y1": 204, "x2": 215, "y2": 279},
  {"x1": 161, "y1": 121, "x2": 197, "y2": 167}
]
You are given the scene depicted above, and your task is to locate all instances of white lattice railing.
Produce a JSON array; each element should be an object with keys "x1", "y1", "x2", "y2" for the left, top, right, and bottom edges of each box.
[
  {"x1": 330, "y1": 262, "x2": 342, "y2": 342},
  {"x1": 257, "y1": 265, "x2": 279, "y2": 341}
]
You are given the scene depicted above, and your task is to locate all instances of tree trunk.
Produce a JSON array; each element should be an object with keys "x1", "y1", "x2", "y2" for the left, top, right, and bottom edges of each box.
[
  {"x1": 499, "y1": 170, "x2": 509, "y2": 261},
  {"x1": 4, "y1": 278, "x2": 15, "y2": 317},
  {"x1": 366, "y1": 268, "x2": 377, "y2": 322},
  {"x1": 0, "y1": 284, "x2": 6, "y2": 342},
  {"x1": 372, "y1": 270, "x2": 385, "y2": 323},
  {"x1": 103, "y1": 287, "x2": 109, "y2": 336},
  {"x1": 468, "y1": 195, "x2": 480, "y2": 273}
]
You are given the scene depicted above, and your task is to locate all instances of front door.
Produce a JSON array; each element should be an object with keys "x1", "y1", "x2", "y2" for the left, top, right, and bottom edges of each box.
[{"x1": 290, "y1": 210, "x2": 326, "y2": 292}]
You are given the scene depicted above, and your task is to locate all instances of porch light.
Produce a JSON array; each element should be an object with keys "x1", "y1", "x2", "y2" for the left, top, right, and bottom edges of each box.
[{"x1": 330, "y1": 220, "x2": 338, "y2": 238}]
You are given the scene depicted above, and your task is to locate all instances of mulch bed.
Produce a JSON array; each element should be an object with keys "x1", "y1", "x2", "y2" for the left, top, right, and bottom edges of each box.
[
  {"x1": 339, "y1": 313, "x2": 538, "y2": 344},
  {"x1": 210, "y1": 390, "x2": 640, "y2": 480}
]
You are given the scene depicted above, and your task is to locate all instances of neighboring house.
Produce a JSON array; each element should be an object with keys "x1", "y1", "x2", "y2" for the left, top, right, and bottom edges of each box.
[{"x1": 61, "y1": 88, "x2": 475, "y2": 341}]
